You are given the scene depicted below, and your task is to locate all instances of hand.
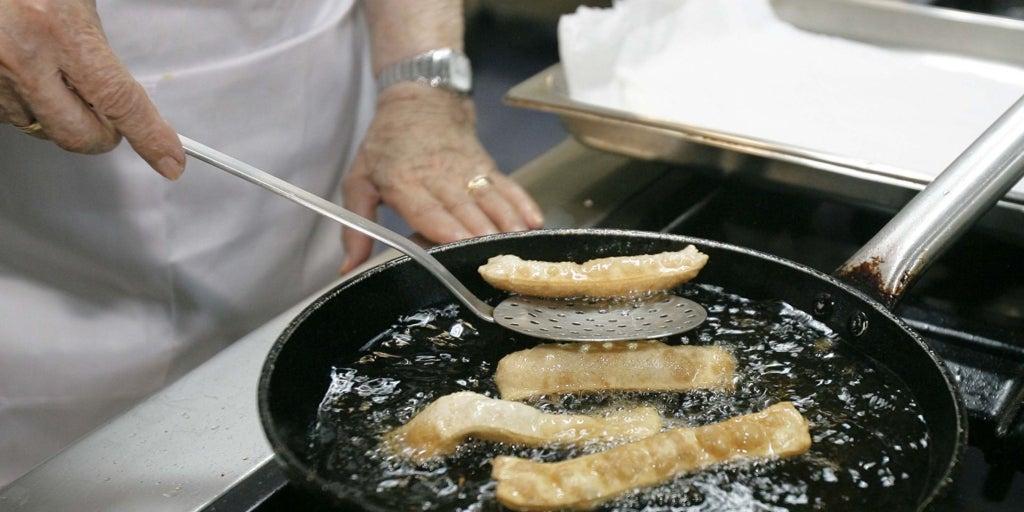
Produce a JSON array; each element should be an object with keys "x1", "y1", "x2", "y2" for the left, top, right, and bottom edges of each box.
[
  {"x1": 0, "y1": 0, "x2": 184, "y2": 178},
  {"x1": 340, "y1": 84, "x2": 544, "y2": 273}
]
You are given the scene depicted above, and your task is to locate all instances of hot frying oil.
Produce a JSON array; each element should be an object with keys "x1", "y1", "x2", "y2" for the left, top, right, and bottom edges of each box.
[{"x1": 308, "y1": 285, "x2": 930, "y2": 511}]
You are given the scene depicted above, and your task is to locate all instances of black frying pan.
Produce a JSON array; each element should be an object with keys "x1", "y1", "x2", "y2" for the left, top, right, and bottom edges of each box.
[
  {"x1": 257, "y1": 97, "x2": 1024, "y2": 510},
  {"x1": 259, "y1": 229, "x2": 965, "y2": 511}
]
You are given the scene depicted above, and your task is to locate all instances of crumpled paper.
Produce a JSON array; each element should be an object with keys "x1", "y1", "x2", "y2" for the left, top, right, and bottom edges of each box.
[{"x1": 558, "y1": 0, "x2": 1024, "y2": 194}]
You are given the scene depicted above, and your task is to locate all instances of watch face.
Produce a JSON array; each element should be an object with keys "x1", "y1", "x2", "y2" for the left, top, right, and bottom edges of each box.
[{"x1": 450, "y1": 55, "x2": 472, "y2": 93}]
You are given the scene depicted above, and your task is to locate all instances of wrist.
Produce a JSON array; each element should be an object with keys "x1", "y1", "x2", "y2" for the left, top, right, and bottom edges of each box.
[{"x1": 376, "y1": 82, "x2": 477, "y2": 126}]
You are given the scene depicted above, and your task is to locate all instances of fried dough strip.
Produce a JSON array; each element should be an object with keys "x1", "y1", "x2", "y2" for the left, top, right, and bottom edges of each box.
[
  {"x1": 492, "y1": 402, "x2": 811, "y2": 511},
  {"x1": 496, "y1": 341, "x2": 735, "y2": 400},
  {"x1": 477, "y1": 246, "x2": 709, "y2": 299},
  {"x1": 383, "y1": 391, "x2": 663, "y2": 464}
]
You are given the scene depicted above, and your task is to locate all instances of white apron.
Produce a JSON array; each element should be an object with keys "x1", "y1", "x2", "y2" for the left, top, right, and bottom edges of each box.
[{"x1": 0, "y1": 0, "x2": 374, "y2": 485}]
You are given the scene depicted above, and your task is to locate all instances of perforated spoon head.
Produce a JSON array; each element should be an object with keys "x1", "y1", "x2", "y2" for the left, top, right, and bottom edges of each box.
[{"x1": 492, "y1": 294, "x2": 707, "y2": 342}]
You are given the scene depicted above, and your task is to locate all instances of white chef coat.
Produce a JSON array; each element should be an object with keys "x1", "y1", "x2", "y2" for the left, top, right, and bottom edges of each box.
[{"x1": 0, "y1": 0, "x2": 374, "y2": 486}]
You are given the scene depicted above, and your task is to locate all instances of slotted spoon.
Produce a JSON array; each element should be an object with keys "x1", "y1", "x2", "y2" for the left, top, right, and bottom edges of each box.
[{"x1": 179, "y1": 134, "x2": 706, "y2": 342}]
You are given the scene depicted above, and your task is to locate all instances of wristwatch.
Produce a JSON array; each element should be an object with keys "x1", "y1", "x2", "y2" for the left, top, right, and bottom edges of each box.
[{"x1": 376, "y1": 48, "x2": 472, "y2": 95}]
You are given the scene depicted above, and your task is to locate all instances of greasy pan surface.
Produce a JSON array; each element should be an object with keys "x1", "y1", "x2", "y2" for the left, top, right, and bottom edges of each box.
[{"x1": 258, "y1": 229, "x2": 966, "y2": 511}]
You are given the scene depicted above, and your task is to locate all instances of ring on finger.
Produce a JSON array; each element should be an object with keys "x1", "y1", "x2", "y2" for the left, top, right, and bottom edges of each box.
[
  {"x1": 14, "y1": 120, "x2": 44, "y2": 136},
  {"x1": 466, "y1": 174, "x2": 493, "y2": 194}
]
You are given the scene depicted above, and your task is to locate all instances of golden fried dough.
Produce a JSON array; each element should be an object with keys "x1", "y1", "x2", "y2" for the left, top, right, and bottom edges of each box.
[
  {"x1": 491, "y1": 402, "x2": 811, "y2": 511},
  {"x1": 477, "y1": 246, "x2": 709, "y2": 299},
  {"x1": 383, "y1": 391, "x2": 663, "y2": 464},
  {"x1": 495, "y1": 340, "x2": 735, "y2": 400}
]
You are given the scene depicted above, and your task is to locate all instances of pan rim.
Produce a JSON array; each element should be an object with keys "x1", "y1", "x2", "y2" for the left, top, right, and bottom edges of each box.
[{"x1": 257, "y1": 227, "x2": 968, "y2": 510}]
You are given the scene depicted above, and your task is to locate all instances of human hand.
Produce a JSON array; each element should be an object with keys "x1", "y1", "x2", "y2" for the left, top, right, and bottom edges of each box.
[
  {"x1": 340, "y1": 84, "x2": 544, "y2": 274},
  {"x1": 0, "y1": 0, "x2": 184, "y2": 178}
]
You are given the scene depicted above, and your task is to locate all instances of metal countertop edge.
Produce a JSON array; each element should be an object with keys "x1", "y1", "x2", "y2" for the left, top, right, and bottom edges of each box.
[{"x1": 0, "y1": 286, "x2": 322, "y2": 512}]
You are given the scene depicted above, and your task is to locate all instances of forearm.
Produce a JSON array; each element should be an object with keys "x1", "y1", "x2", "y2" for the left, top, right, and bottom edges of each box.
[{"x1": 363, "y1": 0, "x2": 464, "y2": 74}]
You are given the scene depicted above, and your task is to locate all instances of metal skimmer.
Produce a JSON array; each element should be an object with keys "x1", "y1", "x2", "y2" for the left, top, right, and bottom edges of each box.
[
  {"x1": 494, "y1": 294, "x2": 707, "y2": 342},
  {"x1": 181, "y1": 135, "x2": 707, "y2": 342}
]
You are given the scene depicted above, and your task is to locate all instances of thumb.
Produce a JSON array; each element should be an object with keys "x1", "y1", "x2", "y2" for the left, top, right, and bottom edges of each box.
[{"x1": 339, "y1": 162, "x2": 382, "y2": 275}]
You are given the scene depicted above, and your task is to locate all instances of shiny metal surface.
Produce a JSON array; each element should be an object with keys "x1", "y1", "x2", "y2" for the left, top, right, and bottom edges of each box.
[
  {"x1": 493, "y1": 294, "x2": 707, "y2": 342},
  {"x1": 837, "y1": 94, "x2": 1024, "y2": 307},
  {"x1": 0, "y1": 298, "x2": 294, "y2": 512},
  {"x1": 504, "y1": 0, "x2": 1024, "y2": 228},
  {"x1": 773, "y1": 0, "x2": 1024, "y2": 67}
]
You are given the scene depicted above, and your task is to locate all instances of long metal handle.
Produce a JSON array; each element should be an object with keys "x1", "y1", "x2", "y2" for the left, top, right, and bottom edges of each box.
[
  {"x1": 179, "y1": 134, "x2": 495, "y2": 322},
  {"x1": 836, "y1": 95, "x2": 1024, "y2": 307}
]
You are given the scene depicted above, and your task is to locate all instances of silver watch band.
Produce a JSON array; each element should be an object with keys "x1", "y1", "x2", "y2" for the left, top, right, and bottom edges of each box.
[{"x1": 376, "y1": 48, "x2": 472, "y2": 95}]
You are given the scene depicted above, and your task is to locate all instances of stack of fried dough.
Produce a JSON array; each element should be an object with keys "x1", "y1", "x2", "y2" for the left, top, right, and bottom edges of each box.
[{"x1": 383, "y1": 248, "x2": 812, "y2": 511}]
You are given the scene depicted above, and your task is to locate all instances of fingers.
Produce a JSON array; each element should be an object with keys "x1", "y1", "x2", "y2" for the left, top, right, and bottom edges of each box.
[
  {"x1": 0, "y1": 0, "x2": 184, "y2": 179},
  {"x1": 340, "y1": 159, "x2": 384, "y2": 274},
  {"x1": 66, "y1": 50, "x2": 184, "y2": 179},
  {"x1": 346, "y1": 156, "x2": 546, "y2": 247},
  {"x1": 500, "y1": 177, "x2": 545, "y2": 230},
  {"x1": 86, "y1": 79, "x2": 184, "y2": 180},
  {"x1": 340, "y1": 227, "x2": 375, "y2": 275},
  {"x1": 14, "y1": 60, "x2": 121, "y2": 153},
  {"x1": 469, "y1": 172, "x2": 544, "y2": 232},
  {"x1": 0, "y1": 2, "x2": 106, "y2": 146},
  {"x1": 382, "y1": 168, "x2": 541, "y2": 245},
  {"x1": 58, "y1": 2, "x2": 184, "y2": 179},
  {"x1": 0, "y1": 76, "x2": 33, "y2": 127},
  {"x1": 340, "y1": 162, "x2": 545, "y2": 271}
]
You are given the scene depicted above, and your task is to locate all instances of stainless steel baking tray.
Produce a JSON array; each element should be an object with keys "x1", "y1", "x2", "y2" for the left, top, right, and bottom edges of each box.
[{"x1": 505, "y1": 0, "x2": 1024, "y2": 232}]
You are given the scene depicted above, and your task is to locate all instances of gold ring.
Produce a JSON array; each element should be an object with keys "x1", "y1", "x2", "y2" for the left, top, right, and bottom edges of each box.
[
  {"x1": 14, "y1": 121, "x2": 44, "y2": 136},
  {"x1": 467, "y1": 175, "x2": 493, "y2": 193}
]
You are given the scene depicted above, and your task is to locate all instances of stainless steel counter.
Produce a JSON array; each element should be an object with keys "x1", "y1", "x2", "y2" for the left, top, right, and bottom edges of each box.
[
  {"x1": 0, "y1": 139, "x2": 656, "y2": 512},
  {"x1": 0, "y1": 298, "x2": 288, "y2": 512}
]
